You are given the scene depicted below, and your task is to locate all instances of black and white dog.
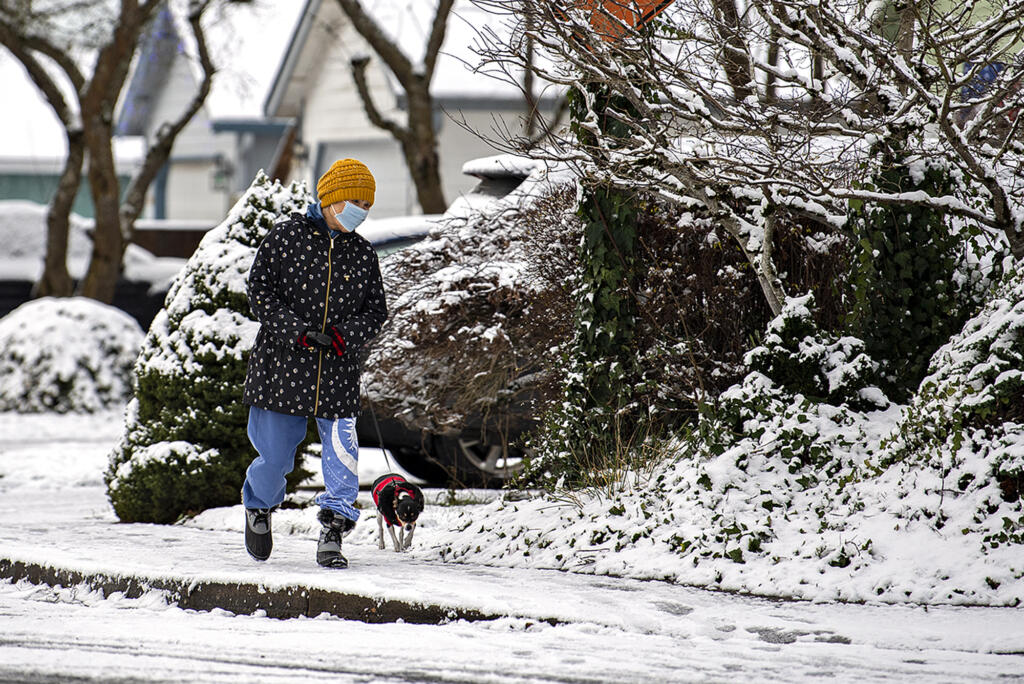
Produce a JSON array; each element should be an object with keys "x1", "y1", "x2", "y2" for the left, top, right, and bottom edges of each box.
[{"x1": 371, "y1": 473, "x2": 425, "y2": 552}]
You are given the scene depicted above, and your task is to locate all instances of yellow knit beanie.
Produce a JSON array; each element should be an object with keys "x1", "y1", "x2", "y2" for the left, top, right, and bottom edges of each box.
[{"x1": 316, "y1": 158, "x2": 376, "y2": 208}]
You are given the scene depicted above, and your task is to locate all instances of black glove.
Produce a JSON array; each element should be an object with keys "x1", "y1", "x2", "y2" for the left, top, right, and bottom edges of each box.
[{"x1": 298, "y1": 331, "x2": 333, "y2": 348}]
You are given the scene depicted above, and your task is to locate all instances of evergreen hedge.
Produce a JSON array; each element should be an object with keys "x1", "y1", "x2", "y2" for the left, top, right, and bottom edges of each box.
[
  {"x1": 847, "y1": 153, "x2": 975, "y2": 398},
  {"x1": 105, "y1": 173, "x2": 311, "y2": 523}
]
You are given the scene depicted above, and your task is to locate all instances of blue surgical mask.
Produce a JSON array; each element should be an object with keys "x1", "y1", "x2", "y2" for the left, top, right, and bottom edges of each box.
[{"x1": 334, "y1": 202, "x2": 369, "y2": 232}]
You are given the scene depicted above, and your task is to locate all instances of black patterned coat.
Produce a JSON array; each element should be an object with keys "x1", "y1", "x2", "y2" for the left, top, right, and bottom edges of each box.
[{"x1": 243, "y1": 209, "x2": 387, "y2": 418}]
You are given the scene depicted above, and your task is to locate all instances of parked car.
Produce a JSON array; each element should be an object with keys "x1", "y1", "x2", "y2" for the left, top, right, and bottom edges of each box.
[
  {"x1": 356, "y1": 155, "x2": 558, "y2": 488},
  {"x1": 359, "y1": 214, "x2": 442, "y2": 257}
]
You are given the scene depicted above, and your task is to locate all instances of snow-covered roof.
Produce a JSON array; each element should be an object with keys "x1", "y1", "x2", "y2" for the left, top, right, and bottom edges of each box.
[{"x1": 0, "y1": 200, "x2": 184, "y2": 287}]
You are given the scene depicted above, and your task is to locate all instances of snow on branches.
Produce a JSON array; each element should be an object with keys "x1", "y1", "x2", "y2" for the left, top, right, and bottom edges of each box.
[{"x1": 469, "y1": 0, "x2": 1024, "y2": 313}]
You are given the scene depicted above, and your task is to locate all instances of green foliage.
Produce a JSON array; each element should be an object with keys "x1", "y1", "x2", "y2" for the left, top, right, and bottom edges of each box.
[
  {"x1": 528, "y1": 86, "x2": 649, "y2": 485},
  {"x1": 746, "y1": 293, "x2": 882, "y2": 410},
  {"x1": 105, "y1": 439, "x2": 238, "y2": 524},
  {"x1": 847, "y1": 154, "x2": 974, "y2": 398},
  {"x1": 105, "y1": 172, "x2": 311, "y2": 523},
  {"x1": 878, "y1": 264, "x2": 1024, "y2": 546}
]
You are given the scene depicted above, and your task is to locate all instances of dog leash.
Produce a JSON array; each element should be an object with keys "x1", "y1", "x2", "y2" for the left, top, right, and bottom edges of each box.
[{"x1": 363, "y1": 392, "x2": 397, "y2": 473}]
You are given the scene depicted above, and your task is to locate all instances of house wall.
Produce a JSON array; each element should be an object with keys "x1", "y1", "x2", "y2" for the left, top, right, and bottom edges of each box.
[
  {"x1": 435, "y1": 106, "x2": 529, "y2": 208},
  {"x1": 0, "y1": 171, "x2": 119, "y2": 218},
  {"x1": 289, "y1": 3, "x2": 408, "y2": 213},
  {"x1": 140, "y1": 44, "x2": 239, "y2": 220},
  {"x1": 284, "y1": 3, "x2": 536, "y2": 217},
  {"x1": 238, "y1": 132, "x2": 285, "y2": 193},
  {"x1": 163, "y1": 159, "x2": 234, "y2": 220}
]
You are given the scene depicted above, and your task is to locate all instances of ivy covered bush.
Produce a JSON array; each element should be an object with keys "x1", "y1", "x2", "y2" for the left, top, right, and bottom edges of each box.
[
  {"x1": 426, "y1": 283, "x2": 1024, "y2": 604},
  {"x1": 0, "y1": 297, "x2": 142, "y2": 413},
  {"x1": 524, "y1": 198, "x2": 852, "y2": 487},
  {"x1": 745, "y1": 293, "x2": 883, "y2": 410},
  {"x1": 877, "y1": 264, "x2": 1024, "y2": 549},
  {"x1": 847, "y1": 153, "x2": 980, "y2": 398},
  {"x1": 106, "y1": 173, "x2": 310, "y2": 524}
]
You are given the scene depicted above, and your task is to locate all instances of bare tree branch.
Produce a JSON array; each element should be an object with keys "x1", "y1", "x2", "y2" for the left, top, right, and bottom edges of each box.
[
  {"x1": 335, "y1": 0, "x2": 414, "y2": 87},
  {"x1": 350, "y1": 54, "x2": 410, "y2": 141},
  {"x1": 120, "y1": 0, "x2": 217, "y2": 229},
  {"x1": 334, "y1": 0, "x2": 450, "y2": 212},
  {"x1": 469, "y1": 0, "x2": 1024, "y2": 307},
  {"x1": 423, "y1": 0, "x2": 455, "y2": 81}
]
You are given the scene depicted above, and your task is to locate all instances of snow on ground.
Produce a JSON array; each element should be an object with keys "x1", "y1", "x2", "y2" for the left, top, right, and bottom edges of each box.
[
  {"x1": 2, "y1": 411, "x2": 1024, "y2": 682},
  {"x1": 3, "y1": 576, "x2": 1022, "y2": 684}
]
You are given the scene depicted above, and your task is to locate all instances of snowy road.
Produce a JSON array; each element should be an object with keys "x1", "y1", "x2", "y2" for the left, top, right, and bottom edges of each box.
[
  {"x1": 3, "y1": 575, "x2": 1023, "y2": 683},
  {"x1": 1, "y1": 412, "x2": 1023, "y2": 682}
]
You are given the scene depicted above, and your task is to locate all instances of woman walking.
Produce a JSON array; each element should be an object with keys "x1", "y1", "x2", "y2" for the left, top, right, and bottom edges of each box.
[{"x1": 240, "y1": 158, "x2": 387, "y2": 568}]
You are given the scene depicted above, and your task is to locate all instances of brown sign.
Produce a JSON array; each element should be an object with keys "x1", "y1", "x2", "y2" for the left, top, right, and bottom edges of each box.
[{"x1": 583, "y1": 0, "x2": 677, "y2": 40}]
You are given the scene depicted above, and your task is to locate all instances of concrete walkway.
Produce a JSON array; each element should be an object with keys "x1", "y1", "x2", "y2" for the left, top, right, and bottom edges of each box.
[
  {"x1": 4, "y1": 485, "x2": 1024, "y2": 665},
  {"x1": 2, "y1": 411, "x2": 1024, "y2": 683}
]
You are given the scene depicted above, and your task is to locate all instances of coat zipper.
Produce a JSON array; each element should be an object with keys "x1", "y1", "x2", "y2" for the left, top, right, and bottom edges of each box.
[{"x1": 313, "y1": 236, "x2": 334, "y2": 415}]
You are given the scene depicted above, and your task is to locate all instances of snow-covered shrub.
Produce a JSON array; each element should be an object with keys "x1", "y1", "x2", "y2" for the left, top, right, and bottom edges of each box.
[
  {"x1": 421, "y1": 278, "x2": 1024, "y2": 605},
  {"x1": 877, "y1": 264, "x2": 1024, "y2": 549},
  {"x1": 525, "y1": 205, "x2": 854, "y2": 487},
  {"x1": 0, "y1": 297, "x2": 142, "y2": 412},
  {"x1": 745, "y1": 293, "x2": 882, "y2": 410},
  {"x1": 364, "y1": 161, "x2": 578, "y2": 444},
  {"x1": 847, "y1": 153, "x2": 980, "y2": 398},
  {"x1": 106, "y1": 172, "x2": 311, "y2": 523}
]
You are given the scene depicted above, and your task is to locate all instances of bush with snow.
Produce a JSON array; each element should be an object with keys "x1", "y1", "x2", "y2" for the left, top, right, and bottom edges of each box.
[
  {"x1": 363, "y1": 161, "x2": 578, "y2": 440},
  {"x1": 422, "y1": 282, "x2": 1024, "y2": 606},
  {"x1": 878, "y1": 264, "x2": 1024, "y2": 550},
  {"x1": 522, "y1": 203, "x2": 855, "y2": 487},
  {"x1": 744, "y1": 293, "x2": 883, "y2": 410},
  {"x1": 0, "y1": 297, "x2": 142, "y2": 412},
  {"x1": 106, "y1": 172, "x2": 312, "y2": 524}
]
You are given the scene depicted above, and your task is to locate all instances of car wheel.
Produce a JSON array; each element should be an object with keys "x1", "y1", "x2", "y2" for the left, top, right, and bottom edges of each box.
[
  {"x1": 440, "y1": 433, "x2": 526, "y2": 488},
  {"x1": 385, "y1": 445, "x2": 450, "y2": 484}
]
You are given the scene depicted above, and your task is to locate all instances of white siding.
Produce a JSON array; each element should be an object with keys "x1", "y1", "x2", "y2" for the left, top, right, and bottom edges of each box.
[
  {"x1": 148, "y1": 53, "x2": 222, "y2": 159},
  {"x1": 141, "y1": 42, "x2": 237, "y2": 220},
  {"x1": 280, "y1": 0, "x2": 540, "y2": 218},
  {"x1": 164, "y1": 160, "x2": 232, "y2": 220},
  {"x1": 436, "y1": 107, "x2": 517, "y2": 204}
]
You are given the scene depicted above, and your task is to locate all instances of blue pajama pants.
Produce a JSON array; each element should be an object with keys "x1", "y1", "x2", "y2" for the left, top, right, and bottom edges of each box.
[{"x1": 241, "y1": 405, "x2": 360, "y2": 521}]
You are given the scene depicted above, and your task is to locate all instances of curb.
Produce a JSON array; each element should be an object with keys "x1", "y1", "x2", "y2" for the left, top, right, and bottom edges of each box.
[{"x1": 0, "y1": 558, "x2": 501, "y2": 624}]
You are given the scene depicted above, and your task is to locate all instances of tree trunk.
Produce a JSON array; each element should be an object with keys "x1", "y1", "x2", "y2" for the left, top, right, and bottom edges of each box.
[
  {"x1": 336, "y1": 0, "x2": 452, "y2": 214},
  {"x1": 76, "y1": 2, "x2": 152, "y2": 303},
  {"x1": 33, "y1": 129, "x2": 85, "y2": 298},
  {"x1": 402, "y1": 139, "x2": 447, "y2": 215},
  {"x1": 77, "y1": 115, "x2": 123, "y2": 303},
  {"x1": 405, "y1": 90, "x2": 447, "y2": 214}
]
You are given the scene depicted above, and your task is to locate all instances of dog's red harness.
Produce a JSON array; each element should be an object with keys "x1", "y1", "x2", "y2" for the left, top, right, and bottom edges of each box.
[{"x1": 372, "y1": 475, "x2": 418, "y2": 526}]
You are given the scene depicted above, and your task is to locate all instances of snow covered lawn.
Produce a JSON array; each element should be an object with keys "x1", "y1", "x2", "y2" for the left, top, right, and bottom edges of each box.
[{"x1": 2, "y1": 410, "x2": 1024, "y2": 682}]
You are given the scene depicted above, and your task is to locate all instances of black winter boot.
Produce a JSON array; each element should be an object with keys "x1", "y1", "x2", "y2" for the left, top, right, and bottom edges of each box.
[
  {"x1": 245, "y1": 507, "x2": 273, "y2": 561},
  {"x1": 317, "y1": 508, "x2": 355, "y2": 568}
]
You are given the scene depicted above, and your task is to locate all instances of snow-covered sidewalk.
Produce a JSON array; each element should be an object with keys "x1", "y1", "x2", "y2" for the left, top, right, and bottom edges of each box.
[{"x1": 2, "y1": 411, "x2": 1024, "y2": 682}]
